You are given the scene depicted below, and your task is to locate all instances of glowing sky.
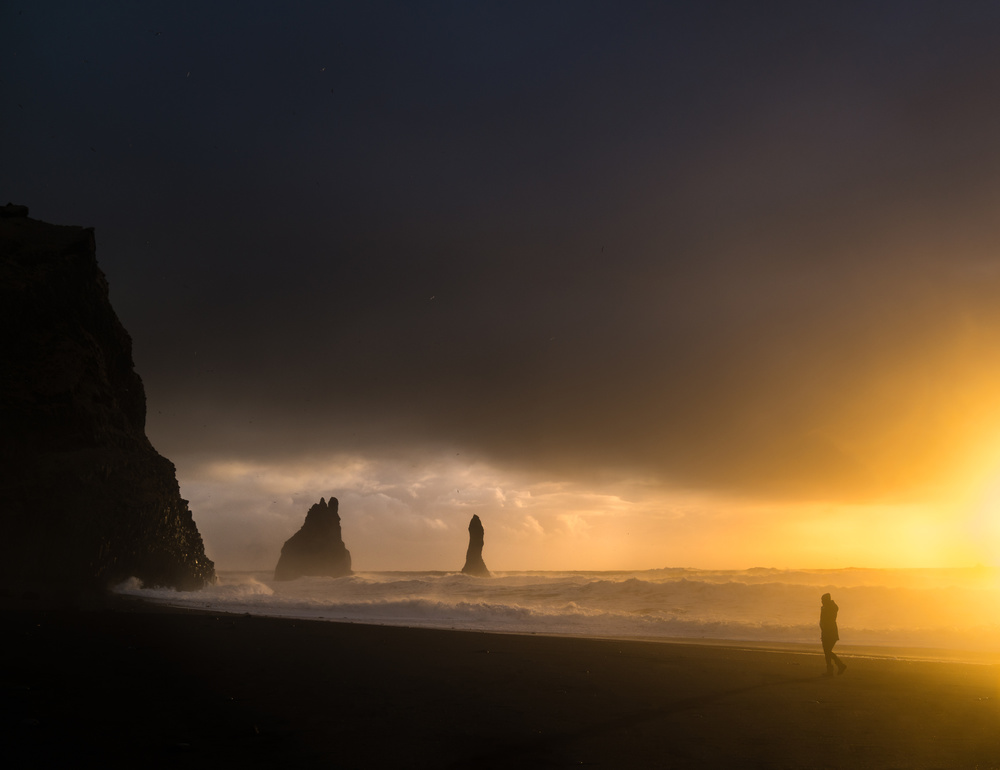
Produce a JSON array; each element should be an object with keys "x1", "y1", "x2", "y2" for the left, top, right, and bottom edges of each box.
[{"x1": 6, "y1": 2, "x2": 1000, "y2": 570}]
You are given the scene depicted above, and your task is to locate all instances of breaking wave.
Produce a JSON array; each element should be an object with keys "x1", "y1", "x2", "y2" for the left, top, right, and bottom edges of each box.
[{"x1": 115, "y1": 567, "x2": 1000, "y2": 659}]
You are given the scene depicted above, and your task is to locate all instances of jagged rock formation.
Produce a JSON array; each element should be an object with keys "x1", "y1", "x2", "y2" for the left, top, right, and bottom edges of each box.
[
  {"x1": 461, "y1": 514, "x2": 491, "y2": 577},
  {"x1": 0, "y1": 208, "x2": 215, "y2": 591},
  {"x1": 274, "y1": 497, "x2": 352, "y2": 580},
  {"x1": 1, "y1": 202, "x2": 30, "y2": 218}
]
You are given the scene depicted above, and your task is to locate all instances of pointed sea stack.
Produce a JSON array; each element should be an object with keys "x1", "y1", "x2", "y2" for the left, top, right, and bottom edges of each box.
[
  {"x1": 461, "y1": 514, "x2": 491, "y2": 577},
  {"x1": 274, "y1": 497, "x2": 353, "y2": 580},
  {"x1": 0, "y1": 208, "x2": 215, "y2": 592}
]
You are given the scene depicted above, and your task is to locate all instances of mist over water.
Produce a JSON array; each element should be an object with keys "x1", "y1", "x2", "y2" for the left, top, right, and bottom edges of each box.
[{"x1": 117, "y1": 567, "x2": 1000, "y2": 661}]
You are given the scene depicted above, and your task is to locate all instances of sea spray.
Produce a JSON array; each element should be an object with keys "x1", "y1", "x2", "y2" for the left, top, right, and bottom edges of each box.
[{"x1": 115, "y1": 567, "x2": 1000, "y2": 658}]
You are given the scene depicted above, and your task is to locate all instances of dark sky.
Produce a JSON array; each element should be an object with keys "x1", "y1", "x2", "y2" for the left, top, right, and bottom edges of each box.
[{"x1": 7, "y1": 2, "x2": 1000, "y2": 568}]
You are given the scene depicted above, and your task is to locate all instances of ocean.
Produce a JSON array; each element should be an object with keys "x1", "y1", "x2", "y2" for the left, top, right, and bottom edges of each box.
[{"x1": 116, "y1": 567, "x2": 1000, "y2": 662}]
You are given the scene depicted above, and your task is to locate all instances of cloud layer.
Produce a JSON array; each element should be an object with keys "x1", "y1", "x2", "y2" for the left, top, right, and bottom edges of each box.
[{"x1": 7, "y1": 3, "x2": 1000, "y2": 567}]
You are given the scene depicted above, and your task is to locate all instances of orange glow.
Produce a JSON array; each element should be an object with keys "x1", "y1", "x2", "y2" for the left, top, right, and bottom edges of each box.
[{"x1": 175, "y1": 321, "x2": 1000, "y2": 572}]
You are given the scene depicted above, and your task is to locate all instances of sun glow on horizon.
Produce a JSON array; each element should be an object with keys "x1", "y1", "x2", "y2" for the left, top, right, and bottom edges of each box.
[{"x1": 171, "y1": 442, "x2": 1000, "y2": 573}]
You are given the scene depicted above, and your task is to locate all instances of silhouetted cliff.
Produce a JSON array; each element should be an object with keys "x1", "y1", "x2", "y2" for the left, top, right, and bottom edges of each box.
[
  {"x1": 274, "y1": 497, "x2": 353, "y2": 580},
  {"x1": 0, "y1": 207, "x2": 215, "y2": 591},
  {"x1": 461, "y1": 514, "x2": 491, "y2": 577}
]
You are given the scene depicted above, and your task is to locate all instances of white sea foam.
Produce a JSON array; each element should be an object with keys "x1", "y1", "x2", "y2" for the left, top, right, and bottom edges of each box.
[{"x1": 114, "y1": 567, "x2": 1000, "y2": 659}]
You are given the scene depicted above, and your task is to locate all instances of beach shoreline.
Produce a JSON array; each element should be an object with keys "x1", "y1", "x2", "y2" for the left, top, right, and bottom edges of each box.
[
  {"x1": 5, "y1": 594, "x2": 1000, "y2": 768},
  {"x1": 124, "y1": 586, "x2": 1000, "y2": 668}
]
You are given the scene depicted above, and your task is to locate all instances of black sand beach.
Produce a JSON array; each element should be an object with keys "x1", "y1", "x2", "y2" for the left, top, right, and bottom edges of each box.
[{"x1": 4, "y1": 597, "x2": 1000, "y2": 769}]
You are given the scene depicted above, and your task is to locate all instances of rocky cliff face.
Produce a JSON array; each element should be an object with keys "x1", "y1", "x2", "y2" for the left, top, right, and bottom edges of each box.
[
  {"x1": 0, "y1": 208, "x2": 215, "y2": 591},
  {"x1": 274, "y1": 497, "x2": 353, "y2": 580},
  {"x1": 461, "y1": 514, "x2": 491, "y2": 577}
]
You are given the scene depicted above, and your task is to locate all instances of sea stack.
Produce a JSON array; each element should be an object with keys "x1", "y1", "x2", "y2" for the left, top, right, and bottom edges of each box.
[
  {"x1": 274, "y1": 497, "x2": 353, "y2": 580},
  {"x1": 0, "y1": 208, "x2": 215, "y2": 592},
  {"x1": 461, "y1": 514, "x2": 491, "y2": 577}
]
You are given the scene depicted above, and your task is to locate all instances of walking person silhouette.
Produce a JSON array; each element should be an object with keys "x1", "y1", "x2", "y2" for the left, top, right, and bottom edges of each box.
[{"x1": 820, "y1": 593, "x2": 847, "y2": 676}]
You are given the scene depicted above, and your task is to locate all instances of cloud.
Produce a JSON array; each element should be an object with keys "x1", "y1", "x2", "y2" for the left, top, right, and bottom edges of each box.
[
  {"x1": 176, "y1": 449, "x2": 699, "y2": 571},
  {"x1": 11, "y1": 2, "x2": 1000, "y2": 568},
  {"x1": 521, "y1": 515, "x2": 545, "y2": 536}
]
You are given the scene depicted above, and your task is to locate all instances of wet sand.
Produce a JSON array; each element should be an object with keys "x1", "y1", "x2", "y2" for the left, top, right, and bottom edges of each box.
[{"x1": 4, "y1": 597, "x2": 1000, "y2": 768}]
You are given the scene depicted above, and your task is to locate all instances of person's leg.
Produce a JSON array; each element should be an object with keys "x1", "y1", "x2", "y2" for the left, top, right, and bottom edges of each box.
[
  {"x1": 827, "y1": 640, "x2": 847, "y2": 674},
  {"x1": 822, "y1": 638, "x2": 835, "y2": 674}
]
